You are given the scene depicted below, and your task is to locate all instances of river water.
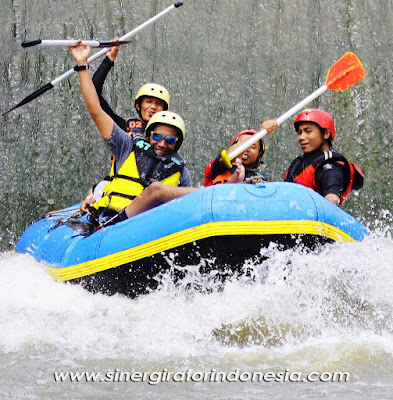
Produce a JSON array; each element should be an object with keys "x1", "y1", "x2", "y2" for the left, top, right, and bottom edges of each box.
[
  {"x1": 1, "y1": 0, "x2": 393, "y2": 398},
  {"x1": 1, "y1": 236, "x2": 393, "y2": 399}
]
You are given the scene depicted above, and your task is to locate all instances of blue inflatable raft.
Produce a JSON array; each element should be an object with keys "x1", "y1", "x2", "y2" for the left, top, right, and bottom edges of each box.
[{"x1": 15, "y1": 182, "x2": 368, "y2": 297}]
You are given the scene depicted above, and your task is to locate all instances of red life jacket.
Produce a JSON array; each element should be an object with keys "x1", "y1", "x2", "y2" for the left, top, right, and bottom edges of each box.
[
  {"x1": 212, "y1": 170, "x2": 233, "y2": 185},
  {"x1": 285, "y1": 150, "x2": 364, "y2": 204},
  {"x1": 204, "y1": 159, "x2": 266, "y2": 186}
]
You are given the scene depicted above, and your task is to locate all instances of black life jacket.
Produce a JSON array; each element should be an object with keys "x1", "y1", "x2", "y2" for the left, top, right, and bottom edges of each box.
[
  {"x1": 93, "y1": 139, "x2": 185, "y2": 212},
  {"x1": 126, "y1": 118, "x2": 146, "y2": 141},
  {"x1": 285, "y1": 150, "x2": 364, "y2": 203}
]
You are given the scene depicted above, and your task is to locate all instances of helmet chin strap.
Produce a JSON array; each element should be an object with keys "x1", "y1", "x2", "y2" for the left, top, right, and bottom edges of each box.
[{"x1": 135, "y1": 102, "x2": 148, "y2": 124}]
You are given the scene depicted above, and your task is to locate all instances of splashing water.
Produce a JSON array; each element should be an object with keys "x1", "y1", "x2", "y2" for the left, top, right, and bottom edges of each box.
[
  {"x1": 1, "y1": 0, "x2": 393, "y2": 398},
  {"x1": 1, "y1": 232, "x2": 392, "y2": 399}
]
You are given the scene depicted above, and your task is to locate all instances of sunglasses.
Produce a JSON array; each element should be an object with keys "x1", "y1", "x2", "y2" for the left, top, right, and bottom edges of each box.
[{"x1": 151, "y1": 132, "x2": 179, "y2": 145}]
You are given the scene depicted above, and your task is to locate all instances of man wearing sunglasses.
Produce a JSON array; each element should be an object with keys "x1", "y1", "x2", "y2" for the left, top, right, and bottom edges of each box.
[
  {"x1": 68, "y1": 41, "x2": 192, "y2": 227},
  {"x1": 79, "y1": 40, "x2": 171, "y2": 215}
]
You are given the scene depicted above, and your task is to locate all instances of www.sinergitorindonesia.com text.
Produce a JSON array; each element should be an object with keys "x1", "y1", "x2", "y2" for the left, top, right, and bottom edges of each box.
[{"x1": 54, "y1": 369, "x2": 350, "y2": 384}]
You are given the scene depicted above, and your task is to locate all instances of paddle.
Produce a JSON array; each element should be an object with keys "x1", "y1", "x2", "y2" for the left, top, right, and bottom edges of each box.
[
  {"x1": 2, "y1": 1, "x2": 183, "y2": 116},
  {"x1": 22, "y1": 39, "x2": 133, "y2": 48},
  {"x1": 221, "y1": 52, "x2": 366, "y2": 168}
]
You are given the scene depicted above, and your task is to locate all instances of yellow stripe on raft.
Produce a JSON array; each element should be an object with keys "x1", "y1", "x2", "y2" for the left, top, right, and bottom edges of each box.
[{"x1": 47, "y1": 220, "x2": 356, "y2": 282}]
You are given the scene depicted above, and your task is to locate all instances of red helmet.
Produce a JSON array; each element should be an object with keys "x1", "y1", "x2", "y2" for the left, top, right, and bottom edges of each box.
[
  {"x1": 294, "y1": 109, "x2": 335, "y2": 140},
  {"x1": 230, "y1": 129, "x2": 266, "y2": 155}
]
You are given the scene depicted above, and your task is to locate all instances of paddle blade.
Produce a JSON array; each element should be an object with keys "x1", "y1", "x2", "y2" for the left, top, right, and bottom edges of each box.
[
  {"x1": 96, "y1": 40, "x2": 133, "y2": 47},
  {"x1": 2, "y1": 82, "x2": 54, "y2": 116},
  {"x1": 21, "y1": 39, "x2": 42, "y2": 48},
  {"x1": 325, "y1": 52, "x2": 365, "y2": 91}
]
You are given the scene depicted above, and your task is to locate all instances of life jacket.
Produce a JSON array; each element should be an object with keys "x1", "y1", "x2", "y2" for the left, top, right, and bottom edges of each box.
[
  {"x1": 212, "y1": 166, "x2": 265, "y2": 185},
  {"x1": 285, "y1": 150, "x2": 363, "y2": 204},
  {"x1": 93, "y1": 139, "x2": 185, "y2": 212},
  {"x1": 108, "y1": 118, "x2": 146, "y2": 172},
  {"x1": 126, "y1": 118, "x2": 146, "y2": 140}
]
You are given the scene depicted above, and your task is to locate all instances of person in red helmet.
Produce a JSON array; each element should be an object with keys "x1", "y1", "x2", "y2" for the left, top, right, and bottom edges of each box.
[
  {"x1": 204, "y1": 120, "x2": 279, "y2": 186},
  {"x1": 284, "y1": 108, "x2": 363, "y2": 205}
]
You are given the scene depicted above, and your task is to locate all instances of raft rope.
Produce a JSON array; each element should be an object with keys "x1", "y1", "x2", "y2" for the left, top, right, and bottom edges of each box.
[
  {"x1": 89, "y1": 208, "x2": 127, "y2": 231},
  {"x1": 47, "y1": 210, "x2": 82, "y2": 232},
  {"x1": 44, "y1": 206, "x2": 80, "y2": 218}
]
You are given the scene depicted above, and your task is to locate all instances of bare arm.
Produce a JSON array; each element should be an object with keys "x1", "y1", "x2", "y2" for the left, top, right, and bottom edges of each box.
[{"x1": 68, "y1": 39, "x2": 114, "y2": 139}]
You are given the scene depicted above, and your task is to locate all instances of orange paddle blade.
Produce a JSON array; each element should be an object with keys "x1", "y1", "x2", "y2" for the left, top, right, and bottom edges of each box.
[{"x1": 325, "y1": 52, "x2": 365, "y2": 91}]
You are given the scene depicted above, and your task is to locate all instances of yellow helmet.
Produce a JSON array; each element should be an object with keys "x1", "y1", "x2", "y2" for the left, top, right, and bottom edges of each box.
[
  {"x1": 146, "y1": 111, "x2": 186, "y2": 149},
  {"x1": 134, "y1": 83, "x2": 170, "y2": 110}
]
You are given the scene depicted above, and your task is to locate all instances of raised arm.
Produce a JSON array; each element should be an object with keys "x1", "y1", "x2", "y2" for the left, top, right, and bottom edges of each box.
[
  {"x1": 68, "y1": 39, "x2": 114, "y2": 139},
  {"x1": 92, "y1": 40, "x2": 128, "y2": 131},
  {"x1": 93, "y1": 41, "x2": 120, "y2": 95}
]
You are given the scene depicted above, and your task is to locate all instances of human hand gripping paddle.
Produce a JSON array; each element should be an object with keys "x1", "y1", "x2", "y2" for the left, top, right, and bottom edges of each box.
[
  {"x1": 220, "y1": 52, "x2": 366, "y2": 169},
  {"x1": 2, "y1": 1, "x2": 183, "y2": 116}
]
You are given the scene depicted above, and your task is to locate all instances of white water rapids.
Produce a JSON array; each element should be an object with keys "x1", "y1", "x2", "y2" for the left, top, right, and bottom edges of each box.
[
  {"x1": 1, "y1": 0, "x2": 393, "y2": 398},
  {"x1": 1, "y1": 231, "x2": 392, "y2": 399}
]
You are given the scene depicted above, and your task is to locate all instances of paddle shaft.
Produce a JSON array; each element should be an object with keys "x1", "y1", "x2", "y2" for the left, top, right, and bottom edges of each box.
[
  {"x1": 53, "y1": 2, "x2": 182, "y2": 86},
  {"x1": 2, "y1": 1, "x2": 183, "y2": 115},
  {"x1": 227, "y1": 52, "x2": 365, "y2": 160},
  {"x1": 227, "y1": 85, "x2": 328, "y2": 160},
  {"x1": 22, "y1": 39, "x2": 132, "y2": 48}
]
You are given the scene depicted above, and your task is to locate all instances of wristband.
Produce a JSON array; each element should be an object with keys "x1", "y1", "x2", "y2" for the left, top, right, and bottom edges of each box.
[{"x1": 74, "y1": 64, "x2": 89, "y2": 71}]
